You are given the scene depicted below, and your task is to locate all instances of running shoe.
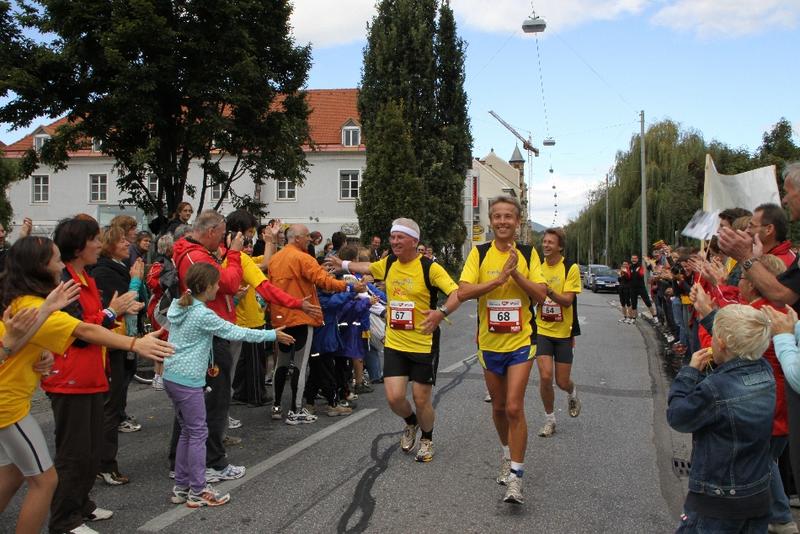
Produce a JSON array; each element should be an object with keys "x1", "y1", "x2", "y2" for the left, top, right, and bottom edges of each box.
[
  {"x1": 338, "y1": 400, "x2": 354, "y2": 408},
  {"x1": 97, "y1": 471, "x2": 129, "y2": 486},
  {"x1": 168, "y1": 470, "x2": 175, "y2": 479},
  {"x1": 538, "y1": 420, "x2": 556, "y2": 437},
  {"x1": 415, "y1": 439, "x2": 434, "y2": 462},
  {"x1": 346, "y1": 392, "x2": 359, "y2": 401},
  {"x1": 304, "y1": 403, "x2": 317, "y2": 415},
  {"x1": 227, "y1": 416, "x2": 242, "y2": 430},
  {"x1": 84, "y1": 506, "x2": 114, "y2": 521},
  {"x1": 271, "y1": 405, "x2": 282, "y2": 420},
  {"x1": 205, "y1": 464, "x2": 246, "y2": 483},
  {"x1": 618, "y1": 317, "x2": 628, "y2": 323},
  {"x1": 326, "y1": 404, "x2": 353, "y2": 417},
  {"x1": 186, "y1": 485, "x2": 230, "y2": 508},
  {"x1": 568, "y1": 395, "x2": 582, "y2": 418},
  {"x1": 118, "y1": 419, "x2": 141, "y2": 433},
  {"x1": 171, "y1": 485, "x2": 189, "y2": 504},
  {"x1": 354, "y1": 383, "x2": 374, "y2": 394},
  {"x1": 503, "y1": 477, "x2": 524, "y2": 504},
  {"x1": 484, "y1": 392, "x2": 492, "y2": 403},
  {"x1": 768, "y1": 521, "x2": 800, "y2": 533},
  {"x1": 285, "y1": 408, "x2": 318, "y2": 425},
  {"x1": 400, "y1": 424, "x2": 419, "y2": 453},
  {"x1": 69, "y1": 524, "x2": 99, "y2": 534},
  {"x1": 496, "y1": 457, "x2": 511, "y2": 485}
]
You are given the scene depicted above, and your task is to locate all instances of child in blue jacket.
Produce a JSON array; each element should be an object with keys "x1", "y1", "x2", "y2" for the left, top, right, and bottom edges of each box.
[
  {"x1": 668, "y1": 304, "x2": 775, "y2": 533},
  {"x1": 164, "y1": 263, "x2": 294, "y2": 508}
]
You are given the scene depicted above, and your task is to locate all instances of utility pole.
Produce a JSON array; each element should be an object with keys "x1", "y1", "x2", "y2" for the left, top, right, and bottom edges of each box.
[
  {"x1": 605, "y1": 173, "x2": 610, "y2": 266},
  {"x1": 590, "y1": 218, "x2": 594, "y2": 264},
  {"x1": 640, "y1": 110, "x2": 647, "y2": 268}
]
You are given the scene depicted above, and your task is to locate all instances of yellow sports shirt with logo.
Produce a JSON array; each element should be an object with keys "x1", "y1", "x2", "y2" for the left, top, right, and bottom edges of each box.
[
  {"x1": 459, "y1": 242, "x2": 546, "y2": 353},
  {"x1": 370, "y1": 256, "x2": 458, "y2": 354},
  {"x1": 536, "y1": 258, "x2": 582, "y2": 339}
]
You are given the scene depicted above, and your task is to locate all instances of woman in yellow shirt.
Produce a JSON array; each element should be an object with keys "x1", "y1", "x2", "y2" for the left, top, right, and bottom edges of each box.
[{"x1": 0, "y1": 236, "x2": 174, "y2": 534}]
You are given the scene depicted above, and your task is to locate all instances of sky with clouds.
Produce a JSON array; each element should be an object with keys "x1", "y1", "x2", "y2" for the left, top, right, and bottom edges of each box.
[
  {"x1": 2, "y1": 1, "x2": 797, "y2": 227},
  {"x1": 291, "y1": 0, "x2": 799, "y2": 226}
]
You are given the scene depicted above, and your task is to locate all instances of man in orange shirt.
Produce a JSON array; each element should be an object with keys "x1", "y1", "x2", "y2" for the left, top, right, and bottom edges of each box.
[{"x1": 268, "y1": 224, "x2": 362, "y2": 425}]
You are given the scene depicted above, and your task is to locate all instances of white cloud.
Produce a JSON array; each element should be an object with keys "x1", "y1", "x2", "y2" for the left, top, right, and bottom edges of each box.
[
  {"x1": 289, "y1": 1, "x2": 376, "y2": 48},
  {"x1": 289, "y1": 0, "x2": 798, "y2": 50},
  {"x1": 650, "y1": 0, "x2": 800, "y2": 37}
]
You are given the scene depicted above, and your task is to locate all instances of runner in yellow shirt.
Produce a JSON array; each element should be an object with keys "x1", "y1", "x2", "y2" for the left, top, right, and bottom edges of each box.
[
  {"x1": 458, "y1": 196, "x2": 547, "y2": 505},
  {"x1": 326, "y1": 218, "x2": 461, "y2": 463},
  {"x1": 535, "y1": 228, "x2": 582, "y2": 438}
]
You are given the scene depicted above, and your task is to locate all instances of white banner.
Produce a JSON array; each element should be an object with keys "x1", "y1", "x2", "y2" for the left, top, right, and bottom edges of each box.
[{"x1": 703, "y1": 154, "x2": 779, "y2": 212}]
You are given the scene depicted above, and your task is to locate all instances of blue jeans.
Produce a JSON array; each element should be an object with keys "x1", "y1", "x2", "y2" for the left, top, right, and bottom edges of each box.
[
  {"x1": 365, "y1": 345, "x2": 382, "y2": 382},
  {"x1": 676, "y1": 510, "x2": 768, "y2": 533},
  {"x1": 672, "y1": 297, "x2": 689, "y2": 347},
  {"x1": 165, "y1": 380, "x2": 208, "y2": 493},
  {"x1": 770, "y1": 436, "x2": 793, "y2": 524}
]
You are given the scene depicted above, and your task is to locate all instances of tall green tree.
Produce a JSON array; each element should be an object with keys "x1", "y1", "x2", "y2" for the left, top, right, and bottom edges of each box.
[
  {"x1": 358, "y1": 0, "x2": 471, "y2": 269},
  {"x1": 0, "y1": 0, "x2": 311, "y2": 220},
  {"x1": 0, "y1": 153, "x2": 17, "y2": 227}
]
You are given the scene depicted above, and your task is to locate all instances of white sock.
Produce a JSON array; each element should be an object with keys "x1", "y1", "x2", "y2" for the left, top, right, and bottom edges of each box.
[
  {"x1": 569, "y1": 386, "x2": 577, "y2": 400},
  {"x1": 501, "y1": 445, "x2": 510, "y2": 460},
  {"x1": 545, "y1": 412, "x2": 555, "y2": 423},
  {"x1": 510, "y1": 461, "x2": 524, "y2": 479}
]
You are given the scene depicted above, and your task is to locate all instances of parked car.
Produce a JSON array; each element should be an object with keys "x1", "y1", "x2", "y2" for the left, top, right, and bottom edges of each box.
[
  {"x1": 591, "y1": 268, "x2": 620, "y2": 293},
  {"x1": 578, "y1": 264, "x2": 589, "y2": 282},
  {"x1": 584, "y1": 264, "x2": 610, "y2": 289}
]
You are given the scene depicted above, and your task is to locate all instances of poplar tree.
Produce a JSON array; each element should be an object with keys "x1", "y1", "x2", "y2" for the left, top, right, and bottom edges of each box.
[{"x1": 358, "y1": 0, "x2": 472, "y2": 268}]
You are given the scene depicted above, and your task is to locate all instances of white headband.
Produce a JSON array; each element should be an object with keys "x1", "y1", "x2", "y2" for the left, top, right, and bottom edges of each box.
[{"x1": 390, "y1": 224, "x2": 420, "y2": 240}]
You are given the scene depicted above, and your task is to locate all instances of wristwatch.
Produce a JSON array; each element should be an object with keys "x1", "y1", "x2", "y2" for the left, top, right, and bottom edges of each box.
[
  {"x1": 437, "y1": 305, "x2": 450, "y2": 317},
  {"x1": 742, "y1": 257, "x2": 760, "y2": 271}
]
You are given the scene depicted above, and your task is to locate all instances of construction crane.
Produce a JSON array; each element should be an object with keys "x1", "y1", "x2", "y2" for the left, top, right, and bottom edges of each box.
[{"x1": 488, "y1": 111, "x2": 539, "y2": 157}]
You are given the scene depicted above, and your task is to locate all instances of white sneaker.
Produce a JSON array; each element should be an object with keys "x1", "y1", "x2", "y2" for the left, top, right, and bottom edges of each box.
[
  {"x1": 69, "y1": 524, "x2": 99, "y2": 534},
  {"x1": 503, "y1": 476, "x2": 524, "y2": 504},
  {"x1": 84, "y1": 506, "x2": 114, "y2": 521},
  {"x1": 285, "y1": 408, "x2": 317, "y2": 425},
  {"x1": 205, "y1": 464, "x2": 246, "y2": 483},
  {"x1": 152, "y1": 374, "x2": 165, "y2": 391},
  {"x1": 228, "y1": 416, "x2": 242, "y2": 430}
]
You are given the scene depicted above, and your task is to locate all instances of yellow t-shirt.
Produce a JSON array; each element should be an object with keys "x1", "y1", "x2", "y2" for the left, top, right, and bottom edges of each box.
[
  {"x1": 459, "y1": 242, "x2": 546, "y2": 352},
  {"x1": 536, "y1": 258, "x2": 582, "y2": 339},
  {"x1": 370, "y1": 256, "x2": 458, "y2": 354},
  {"x1": 0, "y1": 296, "x2": 80, "y2": 428},
  {"x1": 235, "y1": 255, "x2": 267, "y2": 328}
]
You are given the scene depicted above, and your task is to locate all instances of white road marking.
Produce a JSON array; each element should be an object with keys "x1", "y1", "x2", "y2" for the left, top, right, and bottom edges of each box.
[
  {"x1": 441, "y1": 353, "x2": 478, "y2": 373},
  {"x1": 137, "y1": 408, "x2": 378, "y2": 532}
]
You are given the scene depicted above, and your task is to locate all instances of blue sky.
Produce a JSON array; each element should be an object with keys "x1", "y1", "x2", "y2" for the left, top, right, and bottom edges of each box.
[{"x1": 3, "y1": 0, "x2": 798, "y2": 226}]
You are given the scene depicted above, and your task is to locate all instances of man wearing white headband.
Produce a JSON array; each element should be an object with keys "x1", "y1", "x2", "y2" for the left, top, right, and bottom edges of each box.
[{"x1": 326, "y1": 217, "x2": 461, "y2": 462}]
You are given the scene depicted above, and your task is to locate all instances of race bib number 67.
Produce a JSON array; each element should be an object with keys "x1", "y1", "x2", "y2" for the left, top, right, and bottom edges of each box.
[{"x1": 389, "y1": 300, "x2": 415, "y2": 330}]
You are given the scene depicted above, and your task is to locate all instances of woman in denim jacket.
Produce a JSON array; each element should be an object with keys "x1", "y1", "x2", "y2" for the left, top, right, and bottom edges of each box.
[{"x1": 668, "y1": 304, "x2": 776, "y2": 533}]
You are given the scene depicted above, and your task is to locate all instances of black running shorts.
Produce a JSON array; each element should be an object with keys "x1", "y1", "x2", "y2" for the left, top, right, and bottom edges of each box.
[
  {"x1": 534, "y1": 334, "x2": 574, "y2": 365},
  {"x1": 383, "y1": 347, "x2": 439, "y2": 385}
]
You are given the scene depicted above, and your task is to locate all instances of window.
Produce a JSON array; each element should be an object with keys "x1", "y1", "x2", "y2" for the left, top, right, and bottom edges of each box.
[
  {"x1": 91, "y1": 137, "x2": 103, "y2": 152},
  {"x1": 89, "y1": 174, "x2": 108, "y2": 203},
  {"x1": 147, "y1": 175, "x2": 159, "y2": 195},
  {"x1": 276, "y1": 178, "x2": 296, "y2": 201},
  {"x1": 33, "y1": 135, "x2": 50, "y2": 153},
  {"x1": 211, "y1": 182, "x2": 226, "y2": 201},
  {"x1": 32, "y1": 175, "x2": 49, "y2": 203},
  {"x1": 339, "y1": 170, "x2": 360, "y2": 200},
  {"x1": 342, "y1": 126, "x2": 360, "y2": 147}
]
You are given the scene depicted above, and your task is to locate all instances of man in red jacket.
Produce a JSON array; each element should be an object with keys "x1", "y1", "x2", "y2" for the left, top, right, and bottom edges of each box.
[{"x1": 747, "y1": 203, "x2": 796, "y2": 269}]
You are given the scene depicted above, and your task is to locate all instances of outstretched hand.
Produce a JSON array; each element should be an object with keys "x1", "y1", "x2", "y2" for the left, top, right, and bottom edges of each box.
[{"x1": 301, "y1": 295, "x2": 323, "y2": 320}]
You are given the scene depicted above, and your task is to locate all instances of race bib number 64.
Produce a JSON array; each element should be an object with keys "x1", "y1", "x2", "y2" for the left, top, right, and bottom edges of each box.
[{"x1": 389, "y1": 300, "x2": 415, "y2": 330}]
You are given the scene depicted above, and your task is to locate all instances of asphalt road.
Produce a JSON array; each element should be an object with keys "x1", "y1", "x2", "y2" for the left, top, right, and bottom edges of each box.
[{"x1": 4, "y1": 291, "x2": 689, "y2": 533}]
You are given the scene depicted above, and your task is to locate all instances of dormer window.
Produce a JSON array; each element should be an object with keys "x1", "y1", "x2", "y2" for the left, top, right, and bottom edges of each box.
[
  {"x1": 33, "y1": 134, "x2": 50, "y2": 153},
  {"x1": 342, "y1": 125, "x2": 360, "y2": 147}
]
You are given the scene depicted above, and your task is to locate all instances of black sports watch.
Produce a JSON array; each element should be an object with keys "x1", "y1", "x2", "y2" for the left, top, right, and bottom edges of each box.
[{"x1": 437, "y1": 305, "x2": 450, "y2": 317}]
